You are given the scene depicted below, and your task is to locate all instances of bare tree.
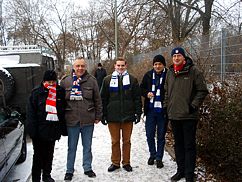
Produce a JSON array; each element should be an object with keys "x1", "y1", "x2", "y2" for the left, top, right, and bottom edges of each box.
[{"x1": 4, "y1": 0, "x2": 77, "y2": 75}]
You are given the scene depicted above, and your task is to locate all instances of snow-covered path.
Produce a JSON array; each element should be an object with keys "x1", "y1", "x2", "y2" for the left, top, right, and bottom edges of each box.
[{"x1": 50, "y1": 121, "x2": 184, "y2": 182}]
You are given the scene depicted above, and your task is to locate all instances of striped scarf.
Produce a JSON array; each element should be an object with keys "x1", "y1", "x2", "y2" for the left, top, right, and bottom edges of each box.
[
  {"x1": 70, "y1": 72, "x2": 83, "y2": 100},
  {"x1": 109, "y1": 70, "x2": 130, "y2": 92},
  {"x1": 43, "y1": 83, "x2": 59, "y2": 121},
  {"x1": 149, "y1": 69, "x2": 166, "y2": 113}
]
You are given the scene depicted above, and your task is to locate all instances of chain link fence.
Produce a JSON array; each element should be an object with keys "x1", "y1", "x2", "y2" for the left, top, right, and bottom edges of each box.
[{"x1": 131, "y1": 29, "x2": 242, "y2": 83}]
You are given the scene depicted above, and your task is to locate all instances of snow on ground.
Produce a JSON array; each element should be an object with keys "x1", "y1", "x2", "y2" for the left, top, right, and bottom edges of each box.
[{"x1": 46, "y1": 121, "x2": 185, "y2": 182}]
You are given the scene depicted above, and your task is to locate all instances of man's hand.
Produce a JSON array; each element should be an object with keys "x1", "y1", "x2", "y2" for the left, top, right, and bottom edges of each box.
[
  {"x1": 189, "y1": 105, "x2": 198, "y2": 114},
  {"x1": 101, "y1": 117, "x2": 108, "y2": 125},
  {"x1": 135, "y1": 115, "x2": 141, "y2": 124}
]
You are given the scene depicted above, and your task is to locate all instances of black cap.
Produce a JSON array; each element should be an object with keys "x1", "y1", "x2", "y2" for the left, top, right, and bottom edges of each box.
[
  {"x1": 171, "y1": 47, "x2": 186, "y2": 58},
  {"x1": 43, "y1": 70, "x2": 57, "y2": 81},
  {"x1": 153, "y1": 54, "x2": 166, "y2": 66},
  {"x1": 98, "y1": 63, "x2": 102, "y2": 67}
]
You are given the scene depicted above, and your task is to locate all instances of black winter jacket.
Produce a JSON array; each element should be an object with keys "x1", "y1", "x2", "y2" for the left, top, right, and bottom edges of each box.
[
  {"x1": 101, "y1": 74, "x2": 142, "y2": 122},
  {"x1": 26, "y1": 84, "x2": 66, "y2": 141},
  {"x1": 140, "y1": 68, "x2": 167, "y2": 116}
]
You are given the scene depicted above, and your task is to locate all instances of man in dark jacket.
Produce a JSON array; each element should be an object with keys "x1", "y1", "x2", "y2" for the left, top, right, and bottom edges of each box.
[
  {"x1": 140, "y1": 54, "x2": 168, "y2": 169},
  {"x1": 94, "y1": 62, "x2": 107, "y2": 90},
  {"x1": 164, "y1": 47, "x2": 208, "y2": 182},
  {"x1": 60, "y1": 57, "x2": 102, "y2": 180},
  {"x1": 100, "y1": 57, "x2": 142, "y2": 172},
  {"x1": 26, "y1": 70, "x2": 66, "y2": 182}
]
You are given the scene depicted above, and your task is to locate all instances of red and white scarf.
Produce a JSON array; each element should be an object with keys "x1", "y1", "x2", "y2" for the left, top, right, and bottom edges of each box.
[{"x1": 43, "y1": 83, "x2": 59, "y2": 121}]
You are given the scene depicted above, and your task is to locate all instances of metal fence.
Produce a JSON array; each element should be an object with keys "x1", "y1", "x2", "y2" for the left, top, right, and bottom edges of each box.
[{"x1": 131, "y1": 29, "x2": 242, "y2": 82}]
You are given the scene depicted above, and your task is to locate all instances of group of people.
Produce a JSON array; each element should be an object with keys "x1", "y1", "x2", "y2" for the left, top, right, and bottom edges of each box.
[{"x1": 26, "y1": 47, "x2": 208, "y2": 182}]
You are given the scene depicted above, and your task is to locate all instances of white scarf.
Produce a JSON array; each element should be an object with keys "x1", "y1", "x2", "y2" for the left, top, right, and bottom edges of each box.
[
  {"x1": 109, "y1": 70, "x2": 130, "y2": 91},
  {"x1": 149, "y1": 68, "x2": 166, "y2": 113}
]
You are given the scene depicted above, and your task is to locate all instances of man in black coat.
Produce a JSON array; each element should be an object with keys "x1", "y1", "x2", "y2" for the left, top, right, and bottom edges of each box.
[
  {"x1": 94, "y1": 63, "x2": 107, "y2": 90},
  {"x1": 26, "y1": 70, "x2": 66, "y2": 182}
]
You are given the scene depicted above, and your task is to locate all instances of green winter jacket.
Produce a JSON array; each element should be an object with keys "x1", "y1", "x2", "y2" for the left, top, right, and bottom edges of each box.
[
  {"x1": 164, "y1": 57, "x2": 208, "y2": 120},
  {"x1": 100, "y1": 73, "x2": 142, "y2": 123}
]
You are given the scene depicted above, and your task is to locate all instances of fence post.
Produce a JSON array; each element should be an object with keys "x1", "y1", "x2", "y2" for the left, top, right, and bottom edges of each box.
[{"x1": 221, "y1": 28, "x2": 226, "y2": 82}]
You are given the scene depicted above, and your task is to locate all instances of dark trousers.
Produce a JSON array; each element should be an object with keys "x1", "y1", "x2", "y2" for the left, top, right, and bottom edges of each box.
[
  {"x1": 171, "y1": 119, "x2": 198, "y2": 178},
  {"x1": 32, "y1": 138, "x2": 55, "y2": 182},
  {"x1": 145, "y1": 110, "x2": 168, "y2": 160}
]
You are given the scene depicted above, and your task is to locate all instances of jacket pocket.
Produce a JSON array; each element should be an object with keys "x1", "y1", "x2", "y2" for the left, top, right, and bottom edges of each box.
[{"x1": 83, "y1": 87, "x2": 93, "y2": 99}]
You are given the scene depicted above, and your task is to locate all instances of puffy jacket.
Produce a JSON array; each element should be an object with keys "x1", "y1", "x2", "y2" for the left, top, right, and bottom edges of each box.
[
  {"x1": 164, "y1": 57, "x2": 208, "y2": 120},
  {"x1": 26, "y1": 84, "x2": 66, "y2": 141},
  {"x1": 140, "y1": 68, "x2": 167, "y2": 116},
  {"x1": 60, "y1": 71, "x2": 102, "y2": 126},
  {"x1": 101, "y1": 73, "x2": 142, "y2": 122}
]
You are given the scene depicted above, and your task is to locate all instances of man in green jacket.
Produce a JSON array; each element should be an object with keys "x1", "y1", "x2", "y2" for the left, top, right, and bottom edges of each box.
[
  {"x1": 164, "y1": 47, "x2": 208, "y2": 182},
  {"x1": 100, "y1": 57, "x2": 142, "y2": 172}
]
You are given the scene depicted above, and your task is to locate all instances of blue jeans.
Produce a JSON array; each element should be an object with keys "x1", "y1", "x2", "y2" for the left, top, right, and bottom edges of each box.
[
  {"x1": 145, "y1": 110, "x2": 168, "y2": 160},
  {"x1": 66, "y1": 123, "x2": 94, "y2": 174}
]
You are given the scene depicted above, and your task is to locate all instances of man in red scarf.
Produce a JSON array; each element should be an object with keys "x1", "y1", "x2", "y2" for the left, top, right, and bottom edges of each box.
[
  {"x1": 26, "y1": 70, "x2": 66, "y2": 182},
  {"x1": 164, "y1": 47, "x2": 208, "y2": 182}
]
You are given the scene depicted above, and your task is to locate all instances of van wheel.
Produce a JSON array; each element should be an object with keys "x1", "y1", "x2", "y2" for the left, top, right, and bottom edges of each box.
[
  {"x1": 0, "y1": 69, "x2": 15, "y2": 103},
  {"x1": 16, "y1": 135, "x2": 27, "y2": 164}
]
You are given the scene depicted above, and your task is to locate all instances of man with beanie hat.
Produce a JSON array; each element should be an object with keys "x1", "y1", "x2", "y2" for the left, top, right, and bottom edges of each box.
[
  {"x1": 164, "y1": 47, "x2": 208, "y2": 182},
  {"x1": 26, "y1": 70, "x2": 66, "y2": 182},
  {"x1": 140, "y1": 54, "x2": 168, "y2": 169}
]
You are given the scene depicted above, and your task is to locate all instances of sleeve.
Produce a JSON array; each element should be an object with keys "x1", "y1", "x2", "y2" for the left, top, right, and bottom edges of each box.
[
  {"x1": 191, "y1": 69, "x2": 209, "y2": 108},
  {"x1": 26, "y1": 91, "x2": 38, "y2": 139},
  {"x1": 93, "y1": 79, "x2": 103, "y2": 120},
  {"x1": 163, "y1": 72, "x2": 169, "y2": 108},
  {"x1": 133, "y1": 77, "x2": 143, "y2": 115},
  {"x1": 100, "y1": 77, "x2": 109, "y2": 118},
  {"x1": 140, "y1": 73, "x2": 149, "y2": 98}
]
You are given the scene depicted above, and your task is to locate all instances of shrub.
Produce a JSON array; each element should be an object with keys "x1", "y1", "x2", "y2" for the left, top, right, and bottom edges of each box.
[{"x1": 197, "y1": 78, "x2": 242, "y2": 182}]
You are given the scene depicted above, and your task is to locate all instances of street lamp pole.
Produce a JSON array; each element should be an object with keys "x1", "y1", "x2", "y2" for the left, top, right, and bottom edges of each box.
[{"x1": 114, "y1": 0, "x2": 118, "y2": 59}]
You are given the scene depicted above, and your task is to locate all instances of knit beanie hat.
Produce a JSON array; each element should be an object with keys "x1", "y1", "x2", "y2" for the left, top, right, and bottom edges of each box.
[
  {"x1": 153, "y1": 54, "x2": 166, "y2": 66},
  {"x1": 171, "y1": 47, "x2": 186, "y2": 58},
  {"x1": 43, "y1": 70, "x2": 57, "y2": 81}
]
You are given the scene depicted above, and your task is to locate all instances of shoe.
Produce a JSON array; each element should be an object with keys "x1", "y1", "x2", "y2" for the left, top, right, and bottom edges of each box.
[
  {"x1": 64, "y1": 173, "x2": 73, "y2": 181},
  {"x1": 147, "y1": 157, "x2": 155, "y2": 165},
  {"x1": 156, "y1": 160, "x2": 164, "y2": 168},
  {"x1": 84, "y1": 170, "x2": 96, "y2": 178},
  {"x1": 42, "y1": 175, "x2": 55, "y2": 182},
  {"x1": 123, "y1": 164, "x2": 132, "y2": 172},
  {"x1": 171, "y1": 172, "x2": 185, "y2": 181},
  {"x1": 108, "y1": 164, "x2": 120, "y2": 172}
]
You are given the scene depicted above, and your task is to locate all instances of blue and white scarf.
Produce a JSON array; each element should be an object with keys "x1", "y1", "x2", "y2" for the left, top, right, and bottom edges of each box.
[
  {"x1": 149, "y1": 68, "x2": 166, "y2": 113},
  {"x1": 70, "y1": 72, "x2": 83, "y2": 100},
  {"x1": 109, "y1": 70, "x2": 130, "y2": 92}
]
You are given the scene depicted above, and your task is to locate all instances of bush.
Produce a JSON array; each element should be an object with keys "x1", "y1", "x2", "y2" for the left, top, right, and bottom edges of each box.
[{"x1": 197, "y1": 78, "x2": 242, "y2": 182}]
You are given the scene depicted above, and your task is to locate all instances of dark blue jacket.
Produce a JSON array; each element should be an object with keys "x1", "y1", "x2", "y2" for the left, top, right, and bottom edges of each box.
[{"x1": 140, "y1": 68, "x2": 167, "y2": 116}]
